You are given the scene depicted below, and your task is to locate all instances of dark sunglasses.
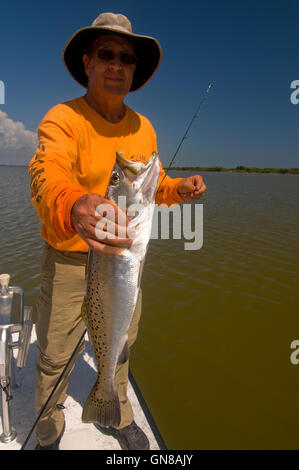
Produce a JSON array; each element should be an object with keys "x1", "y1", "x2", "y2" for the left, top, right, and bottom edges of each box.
[{"x1": 95, "y1": 48, "x2": 138, "y2": 65}]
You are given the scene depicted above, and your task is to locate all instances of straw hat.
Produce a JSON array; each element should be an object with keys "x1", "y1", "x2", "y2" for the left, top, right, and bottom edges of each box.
[{"x1": 63, "y1": 12, "x2": 162, "y2": 92}]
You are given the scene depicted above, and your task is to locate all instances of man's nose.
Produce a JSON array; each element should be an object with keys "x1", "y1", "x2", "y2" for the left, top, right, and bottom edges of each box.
[{"x1": 108, "y1": 55, "x2": 123, "y2": 69}]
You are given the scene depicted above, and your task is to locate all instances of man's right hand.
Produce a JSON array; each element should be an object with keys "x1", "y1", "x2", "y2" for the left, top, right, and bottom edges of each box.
[{"x1": 71, "y1": 193, "x2": 133, "y2": 255}]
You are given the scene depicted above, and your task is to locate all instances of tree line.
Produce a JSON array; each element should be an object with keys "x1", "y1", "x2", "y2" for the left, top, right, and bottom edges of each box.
[{"x1": 169, "y1": 166, "x2": 299, "y2": 174}]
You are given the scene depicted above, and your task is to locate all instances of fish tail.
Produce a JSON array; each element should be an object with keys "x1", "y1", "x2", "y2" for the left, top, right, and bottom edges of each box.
[{"x1": 82, "y1": 381, "x2": 121, "y2": 428}]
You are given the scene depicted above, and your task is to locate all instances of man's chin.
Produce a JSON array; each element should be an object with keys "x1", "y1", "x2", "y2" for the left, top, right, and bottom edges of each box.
[{"x1": 104, "y1": 85, "x2": 129, "y2": 96}]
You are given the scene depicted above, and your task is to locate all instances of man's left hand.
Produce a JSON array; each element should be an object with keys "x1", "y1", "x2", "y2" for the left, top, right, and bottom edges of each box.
[{"x1": 177, "y1": 175, "x2": 207, "y2": 201}]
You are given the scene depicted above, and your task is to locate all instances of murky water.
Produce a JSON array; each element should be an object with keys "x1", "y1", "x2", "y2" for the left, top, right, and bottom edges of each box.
[{"x1": 0, "y1": 166, "x2": 298, "y2": 449}]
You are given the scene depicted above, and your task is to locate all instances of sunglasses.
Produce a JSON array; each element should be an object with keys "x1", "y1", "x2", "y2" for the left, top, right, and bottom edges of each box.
[{"x1": 95, "y1": 48, "x2": 138, "y2": 65}]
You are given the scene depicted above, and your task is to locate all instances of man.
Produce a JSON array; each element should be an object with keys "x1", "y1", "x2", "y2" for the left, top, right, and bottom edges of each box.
[{"x1": 29, "y1": 12, "x2": 206, "y2": 450}]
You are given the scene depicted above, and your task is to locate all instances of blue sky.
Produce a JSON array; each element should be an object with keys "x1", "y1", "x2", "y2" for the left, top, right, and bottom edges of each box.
[{"x1": 0, "y1": 0, "x2": 298, "y2": 167}]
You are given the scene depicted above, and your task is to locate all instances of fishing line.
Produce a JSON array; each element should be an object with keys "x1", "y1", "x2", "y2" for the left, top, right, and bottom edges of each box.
[
  {"x1": 157, "y1": 81, "x2": 215, "y2": 193},
  {"x1": 20, "y1": 328, "x2": 87, "y2": 450}
]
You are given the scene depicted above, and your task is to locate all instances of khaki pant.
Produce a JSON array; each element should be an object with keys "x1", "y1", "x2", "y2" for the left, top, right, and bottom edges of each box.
[{"x1": 35, "y1": 243, "x2": 142, "y2": 446}]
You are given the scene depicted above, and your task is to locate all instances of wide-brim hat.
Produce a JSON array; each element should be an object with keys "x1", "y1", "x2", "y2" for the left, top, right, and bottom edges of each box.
[{"x1": 62, "y1": 12, "x2": 162, "y2": 92}]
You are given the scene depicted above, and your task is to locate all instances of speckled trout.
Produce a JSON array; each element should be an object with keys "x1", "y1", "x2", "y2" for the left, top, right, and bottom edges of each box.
[{"x1": 81, "y1": 152, "x2": 160, "y2": 427}]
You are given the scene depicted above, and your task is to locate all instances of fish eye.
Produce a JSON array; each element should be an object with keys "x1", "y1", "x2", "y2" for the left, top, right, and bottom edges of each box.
[{"x1": 110, "y1": 171, "x2": 120, "y2": 185}]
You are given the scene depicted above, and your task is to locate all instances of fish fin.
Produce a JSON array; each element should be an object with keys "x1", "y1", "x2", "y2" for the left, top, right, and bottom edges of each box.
[
  {"x1": 118, "y1": 340, "x2": 130, "y2": 364},
  {"x1": 82, "y1": 383, "x2": 121, "y2": 428}
]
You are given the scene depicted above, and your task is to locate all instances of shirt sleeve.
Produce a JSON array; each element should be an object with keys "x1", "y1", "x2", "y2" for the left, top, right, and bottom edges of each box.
[
  {"x1": 28, "y1": 105, "x2": 87, "y2": 242},
  {"x1": 155, "y1": 159, "x2": 183, "y2": 206}
]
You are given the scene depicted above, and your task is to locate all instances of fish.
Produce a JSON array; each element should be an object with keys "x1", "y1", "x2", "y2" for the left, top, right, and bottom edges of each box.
[{"x1": 81, "y1": 151, "x2": 160, "y2": 427}]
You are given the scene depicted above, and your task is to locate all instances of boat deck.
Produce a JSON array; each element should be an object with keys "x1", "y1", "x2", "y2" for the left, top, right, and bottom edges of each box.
[{"x1": 0, "y1": 328, "x2": 162, "y2": 450}]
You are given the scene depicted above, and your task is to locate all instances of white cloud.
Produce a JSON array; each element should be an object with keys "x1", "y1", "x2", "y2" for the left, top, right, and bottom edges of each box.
[{"x1": 0, "y1": 111, "x2": 37, "y2": 165}]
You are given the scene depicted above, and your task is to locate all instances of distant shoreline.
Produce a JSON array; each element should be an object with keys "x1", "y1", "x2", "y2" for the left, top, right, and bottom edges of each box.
[
  {"x1": 0, "y1": 164, "x2": 298, "y2": 174},
  {"x1": 168, "y1": 166, "x2": 299, "y2": 174}
]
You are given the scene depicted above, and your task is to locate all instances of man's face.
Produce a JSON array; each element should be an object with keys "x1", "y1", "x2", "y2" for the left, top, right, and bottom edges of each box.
[{"x1": 83, "y1": 34, "x2": 136, "y2": 98}]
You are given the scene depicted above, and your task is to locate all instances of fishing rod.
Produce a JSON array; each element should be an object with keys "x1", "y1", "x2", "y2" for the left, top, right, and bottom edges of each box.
[{"x1": 157, "y1": 80, "x2": 215, "y2": 193}]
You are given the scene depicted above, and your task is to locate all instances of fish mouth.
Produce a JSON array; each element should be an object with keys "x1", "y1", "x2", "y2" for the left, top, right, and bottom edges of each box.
[
  {"x1": 113, "y1": 152, "x2": 159, "y2": 198},
  {"x1": 116, "y1": 153, "x2": 139, "y2": 175},
  {"x1": 116, "y1": 152, "x2": 157, "y2": 176}
]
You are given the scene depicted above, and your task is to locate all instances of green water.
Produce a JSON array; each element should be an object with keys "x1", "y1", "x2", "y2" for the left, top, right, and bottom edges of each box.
[{"x1": 0, "y1": 166, "x2": 298, "y2": 449}]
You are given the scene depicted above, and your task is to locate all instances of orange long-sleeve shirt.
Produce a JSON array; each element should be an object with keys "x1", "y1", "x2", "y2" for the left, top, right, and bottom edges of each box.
[{"x1": 29, "y1": 96, "x2": 183, "y2": 252}]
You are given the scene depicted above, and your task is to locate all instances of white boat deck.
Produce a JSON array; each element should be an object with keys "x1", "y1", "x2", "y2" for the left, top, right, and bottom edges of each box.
[{"x1": 0, "y1": 328, "x2": 162, "y2": 450}]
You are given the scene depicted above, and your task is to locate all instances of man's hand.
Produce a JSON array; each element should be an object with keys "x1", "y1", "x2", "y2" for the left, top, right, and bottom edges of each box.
[
  {"x1": 177, "y1": 175, "x2": 207, "y2": 201},
  {"x1": 71, "y1": 193, "x2": 133, "y2": 255}
]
